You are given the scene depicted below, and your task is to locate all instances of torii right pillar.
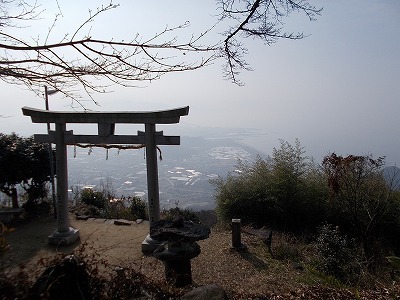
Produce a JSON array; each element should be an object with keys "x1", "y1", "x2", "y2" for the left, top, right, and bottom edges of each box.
[
  {"x1": 141, "y1": 123, "x2": 171, "y2": 253},
  {"x1": 141, "y1": 111, "x2": 189, "y2": 253},
  {"x1": 145, "y1": 123, "x2": 160, "y2": 224}
]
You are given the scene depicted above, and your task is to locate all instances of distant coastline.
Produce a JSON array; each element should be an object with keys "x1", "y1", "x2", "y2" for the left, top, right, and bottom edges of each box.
[{"x1": 67, "y1": 128, "x2": 263, "y2": 211}]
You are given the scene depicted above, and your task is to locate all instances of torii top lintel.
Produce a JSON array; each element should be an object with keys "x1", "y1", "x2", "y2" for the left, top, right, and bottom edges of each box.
[{"x1": 22, "y1": 106, "x2": 189, "y2": 124}]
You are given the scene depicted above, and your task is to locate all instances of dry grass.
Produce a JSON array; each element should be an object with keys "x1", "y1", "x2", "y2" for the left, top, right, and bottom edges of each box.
[
  {"x1": 138, "y1": 230, "x2": 319, "y2": 297},
  {"x1": 138, "y1": 229, "x2": 400, "y2": 299}
]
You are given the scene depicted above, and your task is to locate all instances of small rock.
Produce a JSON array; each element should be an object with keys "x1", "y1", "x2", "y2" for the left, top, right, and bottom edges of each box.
[
  {"x1": 181, "y1": 284, "x2": 228, "y2": 300},
  {"x1": 136, "y1": 218, "x2": 143, "y2": 224},
  {"x1": 114, "y1": 219, "x2": 133, "y2": 226},
  {"x1": 93, "y1": 218, "x2": 106, "y2": 223},
  {"x1": 75, "y1": 215, "x2": 89, "y2": 221}
]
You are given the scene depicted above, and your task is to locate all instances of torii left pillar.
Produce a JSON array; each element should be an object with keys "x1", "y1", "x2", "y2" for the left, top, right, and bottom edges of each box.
[{"x1": 49, "y1": 122, "x2": 79, "y2": 245}]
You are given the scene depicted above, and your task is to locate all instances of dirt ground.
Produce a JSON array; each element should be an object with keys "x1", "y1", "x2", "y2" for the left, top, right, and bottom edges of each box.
[
  {"x1": 0, "y1": 215, "x2": 150, "y2": 271},
  {"x1": 1, "y1": 214, "x2": 297, "y2": 297},
  {"x1": 2, "y1": 215, "x2": 399, "y2": 299},
  {"x1": 0, "y1": 213, "x2": 320, "y2": 299}
]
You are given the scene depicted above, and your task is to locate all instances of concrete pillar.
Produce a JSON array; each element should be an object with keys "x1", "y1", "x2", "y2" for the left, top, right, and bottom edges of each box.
[
  {"x1": 48, "y1": 123, "x2": 79, "y2": 245},
  {"x1": 231, "y1": 219, "x2": 246, "y2": 250},
  {"x1": 142, "y1": 123, "x2": 161, "y2": 253},
  {"x1": 55, "y1": 123, "x2": 69, "y2": 232},
  {"x1": 145, "y1": 123, "x2": 160, "y2": 225},
  {"x1": 232, "y1": 219, "x2": 242, "y2": 248}
]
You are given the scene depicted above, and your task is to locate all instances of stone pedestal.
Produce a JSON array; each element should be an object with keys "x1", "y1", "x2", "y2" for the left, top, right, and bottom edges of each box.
[
  {"x1": 153, "y1": 241, "x2": 201, "y2": 287},
  {"x1": 141, "y1": 234, "x2": 163, "y2": 254},
  {"x1": 48, "y1": 227, "x2": 80, "y2": 246},
  {"x1": 231, "y1": 218, "x2": 247, "y2": 251},
  {"x1": 149, "y1": 218, "x2": 210, "y2": 286}
]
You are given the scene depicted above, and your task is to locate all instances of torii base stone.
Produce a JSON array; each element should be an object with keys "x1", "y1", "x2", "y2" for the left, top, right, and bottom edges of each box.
[{"x1": 48, "y1": 227, "x2": 80, "y2": 246}]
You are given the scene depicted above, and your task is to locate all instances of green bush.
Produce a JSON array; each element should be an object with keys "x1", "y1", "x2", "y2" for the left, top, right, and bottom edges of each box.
[
  {"x1": 73, "y1": 203, "x2": 101, "y2": 217},
  {"x1": 272, "y1": 233, "x2": 304, "y2": 262},
  {"x1": 381, "y1": 191, "x2": 400, "y2": 254},
  {"x1": 80, "y1": 188, "x2": 107, "y2": 209},
  {"x1": 212, "y1": 139, "x2": 328, "y2": 231},
  {"x1": 105, "y1": 201, "x2": 133, "y2": 220},
  {"x1": 22, "y1": 199, "x2": 52, "y2": 218},
  {"x1": 129, "y1": 196, "x2": 148, "y2": 220},
  {"x1": 315, "y1": 224, "x2": 359, "y2": 282},
  {"x1": 213, "y1": 179, "x2": 271, "y2": 226},
  {"x1": 322, "y1": 153, "x2": 400, "y2": 262},
  {"x1": 75, "y1": 193, "x2": 148, "y2": 221},
  {"x1": 194, "y1": 210, "x2": 218, "y2": 228},
  {"x1": 161, "y1": 206, "x2": 200, "y2": 223}
]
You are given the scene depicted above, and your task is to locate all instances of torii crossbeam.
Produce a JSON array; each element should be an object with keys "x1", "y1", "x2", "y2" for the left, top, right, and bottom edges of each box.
[{"x1": 22, "y1": 106, "x2": 189, "y2": 247}]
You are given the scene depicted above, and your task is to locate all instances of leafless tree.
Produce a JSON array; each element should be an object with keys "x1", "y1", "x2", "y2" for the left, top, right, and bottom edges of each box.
[
  {"x1": 0, "y1": 0, "x2": 321, "y2": 103},
  {"x1": 218, "y1": 0, "x2": 322, "y2": 84}
]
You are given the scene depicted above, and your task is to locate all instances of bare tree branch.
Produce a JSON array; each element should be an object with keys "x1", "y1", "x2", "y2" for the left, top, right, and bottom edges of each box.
[
  {"x1": 0, "y1": 1, "x2": 219, "y2": 103},
  {"x1": 0, "y1": 0, "x2": 42, "y2": 27},
  {"x1": 0, "y1": 0, "x2": 322, "y2": 103},
  {"x1": 217, "y1": 0, "x2": 322, "y2": 84}
]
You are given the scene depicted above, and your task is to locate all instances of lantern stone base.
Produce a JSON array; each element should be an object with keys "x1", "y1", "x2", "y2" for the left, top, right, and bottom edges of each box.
[
  {"x1": 48, "y1": 227, "x2": 80, "y2": 246},
  {"x1": 141, "y1": 234, "x2": 163, "y2": 254},
  {"x1": 153, "y1": 241, "x2": 201, "y2": 287}
]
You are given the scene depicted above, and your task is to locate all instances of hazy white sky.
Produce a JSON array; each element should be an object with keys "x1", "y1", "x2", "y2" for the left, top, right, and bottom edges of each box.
[{"x1": 1, "y1": 0, "x2": 400, "y2": 165}]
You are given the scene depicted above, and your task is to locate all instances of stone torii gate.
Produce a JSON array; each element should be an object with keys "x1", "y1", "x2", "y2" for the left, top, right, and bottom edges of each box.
[{"x1": 22, "y1": 106, "x2": 189, "y2": 246}]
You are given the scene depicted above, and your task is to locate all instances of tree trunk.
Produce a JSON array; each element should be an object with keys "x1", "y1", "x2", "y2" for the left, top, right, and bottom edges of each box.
[
  {"x1": 362, "y1": 229, "x2": 380, "y2": 272},
  {"x1": 11, "y1": 187, "x2": 19, "y2": 209}
]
